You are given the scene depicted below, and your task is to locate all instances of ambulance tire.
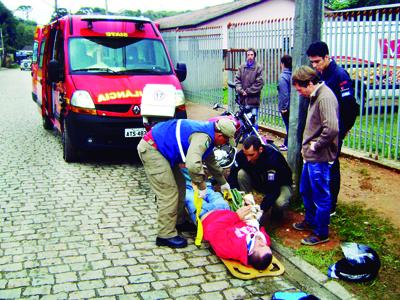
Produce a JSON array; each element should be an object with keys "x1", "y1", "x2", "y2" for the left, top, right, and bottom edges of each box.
[
  {"x1": 62, "y1": 119, "x2": 78, "y2": 163},
  {"x1": 42, "y1": 115, "x2": 53, "y2": 130}
]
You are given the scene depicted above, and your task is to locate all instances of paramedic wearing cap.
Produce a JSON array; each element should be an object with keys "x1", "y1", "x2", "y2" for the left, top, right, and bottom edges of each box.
[{"x1": 137, "y1": 118, "x2": 236, "y2": 249}]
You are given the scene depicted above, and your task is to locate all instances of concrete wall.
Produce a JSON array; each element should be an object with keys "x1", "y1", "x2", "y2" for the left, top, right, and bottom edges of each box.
[
  {"x1": 205, "y1": 0, "x2": 295, "y2": 27},
  {"x1": 201, "y1": 0, "x2": 295, "y2": 49}
]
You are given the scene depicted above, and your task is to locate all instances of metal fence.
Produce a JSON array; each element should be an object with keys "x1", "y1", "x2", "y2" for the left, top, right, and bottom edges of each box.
[
  {"x1": 163, "y1": 27, "x2": 224, "y2": 105},
  {"x1": 324, "y1": 9, "x2": 400, "y2": 161},
  {"x1": 226, "y1": 18, "x2": 294, "y2": 128},
  {"x1": 161, "y1": 7, "x2": 400, "y2": 163}
]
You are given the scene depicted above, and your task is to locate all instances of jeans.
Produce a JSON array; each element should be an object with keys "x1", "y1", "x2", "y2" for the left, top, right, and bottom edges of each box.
[
  {"x1": 300, "y1": 162, "x2": 331, "y2": 238},
  {"x1": 185, "y1": 185, "x2": 230, "y2": 224}
]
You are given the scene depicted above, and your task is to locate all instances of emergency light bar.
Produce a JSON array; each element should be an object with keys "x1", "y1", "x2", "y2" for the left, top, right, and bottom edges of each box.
[{"x1": 79, "y1": 15, "x2": 159, "y2": 37}]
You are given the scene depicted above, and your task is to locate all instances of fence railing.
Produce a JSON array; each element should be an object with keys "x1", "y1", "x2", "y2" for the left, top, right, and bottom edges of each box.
[
  {"x1": 324, "y1": 9, "x2": 400, "y2": 161},
  {"x1": 163, "y1": 27, "x2": 224, "y2": 105},
  {"x1": 161, "y1": 7, "x2": 400, "y2": 163}
]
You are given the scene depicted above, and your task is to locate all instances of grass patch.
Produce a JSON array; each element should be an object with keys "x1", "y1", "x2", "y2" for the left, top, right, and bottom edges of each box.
[
  {"x1": 223, "y1": 88, "x2": 228, "y2": 105},
  {"x1": 346, "y1": 112, "x2": 399, "y2": 160},
  {"x1": 276, "y1": 202, "x2": 400, "y2": 299},
  {"x1": 295, "y1": 247, "x2": 342, "y2": 270}
]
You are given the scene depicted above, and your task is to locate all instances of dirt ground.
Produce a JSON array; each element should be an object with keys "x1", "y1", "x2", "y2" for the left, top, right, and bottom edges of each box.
[{"x1": 187, "y1": 102, "x2": 400, "y2": 232}]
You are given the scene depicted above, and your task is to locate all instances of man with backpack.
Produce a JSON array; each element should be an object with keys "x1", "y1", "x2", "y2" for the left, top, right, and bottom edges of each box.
[{"x1": 306, "y1": 41, "x2": 359, "y2": 216}]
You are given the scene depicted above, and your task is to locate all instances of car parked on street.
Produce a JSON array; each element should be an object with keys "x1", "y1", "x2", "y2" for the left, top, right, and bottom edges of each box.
[{"x1": 20, "y1": 59, "x2": 32, "y2": 70}]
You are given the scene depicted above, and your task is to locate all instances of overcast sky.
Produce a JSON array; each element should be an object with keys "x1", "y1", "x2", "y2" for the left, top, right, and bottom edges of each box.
[{"x1": 2, "y1": 0, "x2": 233, "y2": 25}]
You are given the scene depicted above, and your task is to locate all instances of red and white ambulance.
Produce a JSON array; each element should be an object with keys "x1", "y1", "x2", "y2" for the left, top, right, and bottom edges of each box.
[{"x1": 32, "y1": 15, "x2": 187, "y2": 162}]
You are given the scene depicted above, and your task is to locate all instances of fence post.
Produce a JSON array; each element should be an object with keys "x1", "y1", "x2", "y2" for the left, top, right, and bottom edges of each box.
[{"x1": 287, "y1": 0, "x2": 323, "y2": 201}]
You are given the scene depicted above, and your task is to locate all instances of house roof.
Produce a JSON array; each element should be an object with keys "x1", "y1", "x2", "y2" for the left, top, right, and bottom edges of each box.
[{"x1": 156, "y1": 0, "x2": 265, "y2": 30}]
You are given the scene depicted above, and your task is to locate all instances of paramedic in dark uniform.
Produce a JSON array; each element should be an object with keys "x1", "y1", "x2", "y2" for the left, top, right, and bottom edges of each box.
[
  {"x1": 137, "y1": 118, "x2": 236, "y2": 248},
  {"x1": 307, "y1": 41, "x2": 358, "y2": 215},
  {"x1": 228, "y1": 135, "x2": 293, "y2": 220}
]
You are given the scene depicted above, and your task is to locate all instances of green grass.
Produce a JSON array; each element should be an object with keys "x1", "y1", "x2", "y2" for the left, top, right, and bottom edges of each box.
[
  {"x1": 221, "y1": 87, "x2": 399, "y2": 161},
  {"x1": 275, "y1": 202, "x2": 400, "y2": 299},
  {"x1": 223, "y1": 83, "x2": 278, "y2": 106},
  {"x1": 347, "y1": 112, "x2": 399, "y2": 160},
  {"x1": 223, "y1": 88, "x2": 228, "y2": 105}
]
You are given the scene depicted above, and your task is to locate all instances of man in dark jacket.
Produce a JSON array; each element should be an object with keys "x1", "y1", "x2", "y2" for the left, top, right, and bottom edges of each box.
[
  {"x1": 234, "y1": 48, "x2": 265, "y2": 129},
  {"x1": 228, "y1": 136, "x2": 292, "y2": 220},
  {"x1": 307, "y1": 41, "x2": 359, "y2": 215}
]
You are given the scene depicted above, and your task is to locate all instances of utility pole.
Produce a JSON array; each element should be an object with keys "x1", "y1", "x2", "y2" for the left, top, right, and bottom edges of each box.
[
  {"x1": 105, "y1": 0, "x2": 109, "y2": 14},
  {"x1": 287, "y1": 0, "x2": 323, "y2": 200},
  {"x1": 0, "y1": 28, "x2": 4, "y2": 67}
]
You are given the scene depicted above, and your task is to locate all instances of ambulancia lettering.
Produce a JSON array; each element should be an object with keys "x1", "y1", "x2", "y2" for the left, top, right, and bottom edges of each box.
[
  {"x1": 97, "y1": 90, "x2": 142, "y2": 102},
  {"x1": 105, "y1": 32, "x2": 128, "y2": 37}
]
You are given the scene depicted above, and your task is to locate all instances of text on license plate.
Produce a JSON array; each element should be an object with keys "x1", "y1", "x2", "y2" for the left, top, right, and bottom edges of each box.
[{"x1": 125, "y1": 128, "x2": 146, "y2": 138}]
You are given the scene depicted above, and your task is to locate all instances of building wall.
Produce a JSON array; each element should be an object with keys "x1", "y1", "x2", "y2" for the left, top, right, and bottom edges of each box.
[
  {"x1": 205, "y1": 0, "x2": 295, "y2": 27},
  {"x1": 200, "y1": 0, "x2": 295, "y2": 48}
]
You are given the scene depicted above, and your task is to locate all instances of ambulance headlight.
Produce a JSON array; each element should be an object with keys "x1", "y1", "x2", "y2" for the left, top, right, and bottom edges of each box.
[
  {"x1": 71, "y1": 90, "x2": 95, "y2": 109},
  {"x1": 175, "y1": 90, "x2": 185, "y2": 107}
]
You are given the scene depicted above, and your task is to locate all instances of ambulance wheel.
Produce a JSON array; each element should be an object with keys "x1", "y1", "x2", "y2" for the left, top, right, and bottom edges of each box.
[
  {"x1": 42, "y1": 115, "x2": 53, "y2": 130},
  {"x1": 62, "y1": 120, "x2": 78, "y2": 162}
]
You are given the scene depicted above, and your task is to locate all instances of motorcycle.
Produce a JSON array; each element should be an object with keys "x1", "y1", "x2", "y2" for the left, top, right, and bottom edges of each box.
[{"x1": 211, "y1": 81, "x2": 277, "y2": 168}]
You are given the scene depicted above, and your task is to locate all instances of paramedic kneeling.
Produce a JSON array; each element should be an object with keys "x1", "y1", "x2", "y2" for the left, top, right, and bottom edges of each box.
[
  {"x1": 228, "y1": 135, "x2": 293, "y2": 220},
  {"x1": 202, "y1": 206, "x2": 273, "y2": 270},
  {"x1": 137, "y1": 118, "x2": 236, "y2": 249}
]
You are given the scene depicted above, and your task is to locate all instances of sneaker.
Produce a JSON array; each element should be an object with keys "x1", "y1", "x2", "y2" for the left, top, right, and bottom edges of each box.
[
  {"x1": 301, "y1": 234, "x2": 329, "y2": 246},
  {"x1": 330, "y1": 211, "x2": 337, "y2": 217},
  {"x1": 292, "y1": 220, "x2": 313, "y2": 231},
  {"x1": 279, "y1": 144, "x2": 288, "y2": 151}
]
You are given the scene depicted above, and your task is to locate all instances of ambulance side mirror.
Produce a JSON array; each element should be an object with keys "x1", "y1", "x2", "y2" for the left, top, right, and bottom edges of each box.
[
  {"x1": 47, "y1": 59, "x2": 63, "y2": 82},
  {"x1": 175, "y1": 63, "x2": 187, "y2": 82}
]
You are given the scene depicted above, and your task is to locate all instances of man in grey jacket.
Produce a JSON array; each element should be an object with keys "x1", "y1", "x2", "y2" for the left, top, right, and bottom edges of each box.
[
  {"x1": 278, "y1": 55, "x2": 292, "y2": 151},
  {"x1": 291, "y1": 66, "x2": 339, "y2": 246},
  {"x1": 234, "y1": 48, "x2": 264, "y2": 129}
]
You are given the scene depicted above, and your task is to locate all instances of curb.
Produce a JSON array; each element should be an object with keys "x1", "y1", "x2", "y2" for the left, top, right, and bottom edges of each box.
[{"x1": 271, "y1": 238, "x2": 358, "y2": 300}]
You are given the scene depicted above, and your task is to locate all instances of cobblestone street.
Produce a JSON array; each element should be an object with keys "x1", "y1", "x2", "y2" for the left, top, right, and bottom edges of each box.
[{"x1": 0, "y1": 68, "x2": 348, "y2": 299}]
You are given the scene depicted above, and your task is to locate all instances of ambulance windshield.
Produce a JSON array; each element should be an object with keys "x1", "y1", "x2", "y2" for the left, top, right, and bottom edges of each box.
[{"x1": 69, "y1": 37, "x2": 173, "y2": 74}]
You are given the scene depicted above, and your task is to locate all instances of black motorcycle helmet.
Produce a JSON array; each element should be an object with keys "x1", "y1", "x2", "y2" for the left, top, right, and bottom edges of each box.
[{"x1": 328, "y1": 243, "x2": 380, "y2": 283}]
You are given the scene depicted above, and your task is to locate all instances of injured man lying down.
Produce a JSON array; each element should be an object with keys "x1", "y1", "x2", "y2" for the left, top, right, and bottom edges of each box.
[{"x1": 183, "y1": 169, "x2": 273, "y2": 270}]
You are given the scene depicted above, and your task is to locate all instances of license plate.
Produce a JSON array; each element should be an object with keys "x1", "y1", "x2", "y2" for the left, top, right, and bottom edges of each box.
[{"x1": 125, "y1": 128, "x2": 146, "y2": 138}]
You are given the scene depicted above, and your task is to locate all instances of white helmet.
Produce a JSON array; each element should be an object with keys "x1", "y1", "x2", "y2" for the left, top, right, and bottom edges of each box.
[{"x1": 213, "y1": 144, "x2": 237, "y2": 169}]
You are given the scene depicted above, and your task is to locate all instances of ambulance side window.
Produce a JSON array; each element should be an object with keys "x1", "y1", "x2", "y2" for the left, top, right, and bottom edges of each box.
[
  {"x1": 32, "y1": 41, "x2": 39, "y2": 64},
  {"x1": 52, "y1": 30, "x2": 64, "y2": 80},
  {"x1": 54, "y1": 31, "x2": 64, "y2": 66},
  {"x1": 38, "y1": 39, "x2": 46, "y2": 68}
]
